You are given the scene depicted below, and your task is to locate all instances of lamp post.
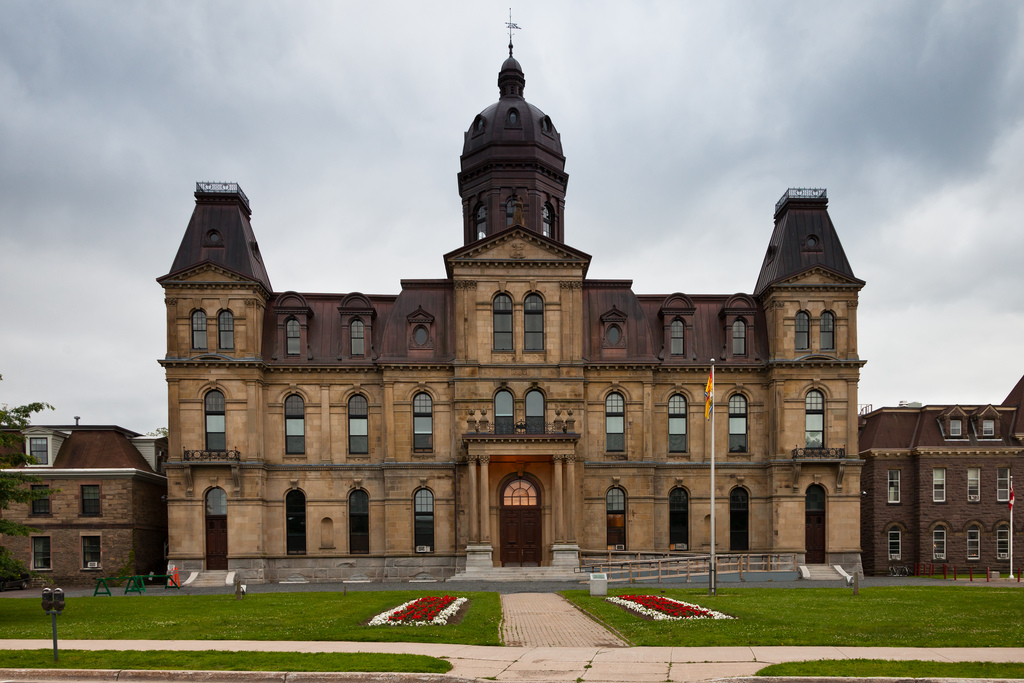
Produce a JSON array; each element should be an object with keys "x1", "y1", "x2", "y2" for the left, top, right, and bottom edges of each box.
[{"x1": 41, "y1": 587, "x2": 65, "y2": 662}]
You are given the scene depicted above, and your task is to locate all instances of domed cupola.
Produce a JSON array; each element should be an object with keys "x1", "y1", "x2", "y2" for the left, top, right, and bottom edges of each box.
[{"x1": 458, "y1": 47, "x2": 569, "y2": 246}]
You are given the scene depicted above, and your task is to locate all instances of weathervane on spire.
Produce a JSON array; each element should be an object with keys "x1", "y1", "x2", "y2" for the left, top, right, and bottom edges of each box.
[{"x1": 506, "y1": 9, "x2": 520, "y2": 57}]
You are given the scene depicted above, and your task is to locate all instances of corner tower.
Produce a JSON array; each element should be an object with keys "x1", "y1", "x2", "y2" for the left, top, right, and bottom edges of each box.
[{"x1": 458, "y1": 48, "x2": 568, "y2": 245}]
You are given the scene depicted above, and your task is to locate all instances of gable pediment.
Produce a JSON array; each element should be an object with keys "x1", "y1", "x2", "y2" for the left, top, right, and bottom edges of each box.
[
  {"x1": 444, "y1": 227, "x2": 591, "y2": 277},
  {"x1": 158, "y1": 261, "x2": 261, "y2": 286},
  {"x1": 773, "y1": 266, "x2": 863, "y2": 288}
]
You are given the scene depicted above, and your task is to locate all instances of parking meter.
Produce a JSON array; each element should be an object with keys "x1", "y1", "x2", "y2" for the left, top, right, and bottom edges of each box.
[
  {"x1": 52, "y1": 588, "x2": 65, "y2": 613},
  {"x1": 41, "y1": 587, "x2": 63, "y2": 662},
  {"x1": 41, "y1": 587, "x2": 53, "y2": 612}
]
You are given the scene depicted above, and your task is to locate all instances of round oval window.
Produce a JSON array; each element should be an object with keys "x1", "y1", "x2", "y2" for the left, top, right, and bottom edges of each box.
[
  {"x1": 607, "y1": 325, "x2": 621, "y2": 345},
  {"x1": 509, "y1": 111, "x2": 518, "y2": 124},
  {"x1": 415, "y1": 327, "x2": 428, "y2": 345}
]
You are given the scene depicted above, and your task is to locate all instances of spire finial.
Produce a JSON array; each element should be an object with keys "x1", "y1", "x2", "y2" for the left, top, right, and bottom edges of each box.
[{"x1": 506, "y1": 8, "x2": 520, "y2": 57}]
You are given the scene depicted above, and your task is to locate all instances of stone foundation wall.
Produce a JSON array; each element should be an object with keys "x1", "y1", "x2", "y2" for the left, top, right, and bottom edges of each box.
[{"x1": 226, "y1": 554, "x2": 462, "y2": 584}]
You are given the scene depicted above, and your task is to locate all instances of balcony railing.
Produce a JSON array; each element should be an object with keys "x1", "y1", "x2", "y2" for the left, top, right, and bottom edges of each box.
[
  {"x1": 466, "y1": 421, "x2": 578, "y2": 436},
  {"x1": 791, "y1": 446, "x2": 845, "y2": 459},
  {"x1": 183, "y1": 449, "x2": 241, "y2": 462}
]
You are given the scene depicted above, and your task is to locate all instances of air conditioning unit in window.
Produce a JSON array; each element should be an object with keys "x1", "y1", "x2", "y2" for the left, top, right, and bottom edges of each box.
[
  {"x1": 87, "y1": 561, "x2": 99, "y2": 568},
  {"x1": 968, "y1": 495, "x2": 980, "y2": 502},
  {"x1": 614, "y1": 544, "x2": 625, "y2": 551},
  {"x1": 415, "y1": 545, "x2": 431, "y2": 553},
  {"x1": 889, "y1": 554, "x2": 901, "y2": 560},
  {"x1": 670, "y1": 543, "x2": 687, "y2": 551},
  {"x1": 998, "y1": 552, "x2": 1009, "y2": 559}
]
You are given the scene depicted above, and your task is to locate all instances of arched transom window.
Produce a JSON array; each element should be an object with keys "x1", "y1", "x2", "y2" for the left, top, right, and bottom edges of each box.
[{"x1": 503, "y1": 479, "x2": 538, "y2": 506}]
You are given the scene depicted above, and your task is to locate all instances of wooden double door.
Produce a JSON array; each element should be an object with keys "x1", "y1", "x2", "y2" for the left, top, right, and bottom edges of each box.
[
  {"x1": 804, "y1": 484, "x2": 826, "y2": 564},
  {"x1": 205, "y1": 516, "x2": 228, "y2": 570},
  {"x1": 499, "y1": 478, "x2": 542, "y2": 566}
]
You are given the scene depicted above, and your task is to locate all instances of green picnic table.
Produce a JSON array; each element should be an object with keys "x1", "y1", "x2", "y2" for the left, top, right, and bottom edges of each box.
[{"x1": 93, "y1": 573, "x2": 181, "y2": 596}]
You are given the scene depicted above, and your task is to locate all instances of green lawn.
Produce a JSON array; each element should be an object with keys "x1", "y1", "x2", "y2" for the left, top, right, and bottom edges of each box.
[
  {"x1": 0, "y1": 649, "x2": 450, "y2": 673},
  {"x1": 757, "y1": 660, "x2": 1024, "y2": 678},
  {"x1": 562, "y1": 586, "x2": 1024, "y2": 647},
  {"x1": 0, "y1": 591, "x2": 501, "y2": 645}
]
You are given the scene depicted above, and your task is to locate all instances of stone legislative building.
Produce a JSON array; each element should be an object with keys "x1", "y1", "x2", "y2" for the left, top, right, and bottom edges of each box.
[{"x1": 158, "y1": 50, "x2": 866, "y2": 582}]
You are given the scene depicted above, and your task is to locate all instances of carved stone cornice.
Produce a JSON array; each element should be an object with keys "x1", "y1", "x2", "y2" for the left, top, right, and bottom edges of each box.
[
  {"x1": 454, "y1": 280, "x2": 478, "y2": 290},
  {"x1": 559, "y1": 281, "x2": 583, "y2": 290},
  {"x1": 164, "y1": 298, "x2": 177, "y2": 306}
]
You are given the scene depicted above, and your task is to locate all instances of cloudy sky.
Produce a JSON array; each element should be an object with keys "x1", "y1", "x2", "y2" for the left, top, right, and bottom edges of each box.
[{"x1": 2, "y1": 1, "x2": 1023, "y2": 433}]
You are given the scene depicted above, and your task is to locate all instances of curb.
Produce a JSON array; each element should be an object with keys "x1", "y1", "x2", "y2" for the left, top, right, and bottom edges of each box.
[{"x1": 0, "y1": 671, "x2": 478, "y2": 683}]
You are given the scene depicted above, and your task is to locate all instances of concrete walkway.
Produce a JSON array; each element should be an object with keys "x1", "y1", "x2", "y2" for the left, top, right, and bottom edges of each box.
[
  {"x1": 500, "y1": 593, "x2": 626, "y2": 648},
  {"x1": 2, "y1": 640, "x2": 1023, "y2": 683}
]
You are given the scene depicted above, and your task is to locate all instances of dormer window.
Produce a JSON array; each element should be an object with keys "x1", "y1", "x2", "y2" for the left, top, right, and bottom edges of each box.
[
  {"x1": 949, "y1": 419, "x2": 962, "y2": 437},
  {"x1": 607, "y1": 324, "x2": 622, "y2": 346},
  {"x1": 732, "y1": 319, "x2": 746, "y2": 356},
  {"x1": 414, "y1": 326, "x2": 428, "y2": 346},
  {"x1": 351, "y1": 319, "x2": 365, "y2": 356},
  {"x1": 670, "y1": 319, "x2": 685, "y2": 355},
  {"x1": 29, "y1": 437, "x2": 48, "y2": 465},
  {"x1": 982, "y1": 419, "x2": 995, "y2": 437},
  {"x1": 507, "y1": 109, "x2": 519, "y2": 125},
  {"x1": 286, "y1": 319, "x2": 300, "y2": 356}
]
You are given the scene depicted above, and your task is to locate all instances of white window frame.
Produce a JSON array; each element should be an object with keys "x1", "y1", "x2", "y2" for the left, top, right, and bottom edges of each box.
[
  {"x1": 982, "y1": 419, "x2": 995, "y2": 437},
  {"x1": 967, "y1": 526, "x2": 980, "y2": 560},
  {"x1": 997, "y1": 525, "x2": 1009, "y2": 559},
  {"x1": 949, "y1": 419, "x2": 962, "y2": 437},
  {"x1": 27, "y1": 437, "x2": 49, "y2": 466},
  {"x1": 967, "y1": 468, "x2": 981, "y2": 501},
  {"x1": 933, "y1": 527, "x2": 946, "y2": 560},
  {"x1": 997, "y1": 468, "x2": 1010, "y2": 502},
  {"x1": 933, "y1": 468, "x2": 946, "y2": 503},
  {"x1": 887, "y1": 470, "x2": 900, "y2": 504},
  {"x1": 888, "y1": 528, "x2": 901, "y2": 560}
]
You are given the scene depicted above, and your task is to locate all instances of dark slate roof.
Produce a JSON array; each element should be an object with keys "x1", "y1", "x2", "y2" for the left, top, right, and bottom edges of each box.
[
  {"x1": 261, "y1": 292, "x2": 397, "y2": 363},
  {"x1": 51, "y1": 428, "x2": 155, "y2": 471},
  {"x1": 859, "y1": 406, "x2": 1019, "y2": 452},
  {"x1": 376, "y1": 281, "x2": 455, "y2": 363},
  {"x1": 635, "y1": 293, "x2": 769, "y2": 364},
  {"x1": 583, "y1": 282, "x2": 659, "y2": 362},
  {"x1": 754, "y1": 190, "x2": 861, "y2": 297},
  {"x1": 160, "y1": 183, "x2": 272, "y2": 292},
  {"x1": 1000, "y1": 373, "x2": 1024, "y2": 436}
]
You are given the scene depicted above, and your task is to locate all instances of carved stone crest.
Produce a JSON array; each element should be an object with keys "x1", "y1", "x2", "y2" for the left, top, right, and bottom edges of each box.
[{"x1": 510, "y1": 242, "x2": 526, "y2": 260}]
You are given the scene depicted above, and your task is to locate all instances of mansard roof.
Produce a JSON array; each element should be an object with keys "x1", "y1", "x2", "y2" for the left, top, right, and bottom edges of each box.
[
  {"x1": 859, "y1": 402, "x2": 1021, "y2": 452},
  {"x1": 754, "y1": 189, "x2": 861, "y2": 297},
  {"x1": 162, "y1": 183, "x2": 272, "y2": 292}
]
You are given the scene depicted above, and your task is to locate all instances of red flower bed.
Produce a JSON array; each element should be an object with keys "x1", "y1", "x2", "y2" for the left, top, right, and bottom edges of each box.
[
  {"x1": 618, "y1": 594, "x2": 722, "y2": 619},
  {"x1": 388, "y1": 595, "x2": 457, "y2": 623}
]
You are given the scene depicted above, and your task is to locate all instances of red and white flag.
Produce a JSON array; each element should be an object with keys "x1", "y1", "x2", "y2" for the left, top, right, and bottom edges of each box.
[{"x1": 1010, "y1": 482, "x2": 1015, "y2": 511}]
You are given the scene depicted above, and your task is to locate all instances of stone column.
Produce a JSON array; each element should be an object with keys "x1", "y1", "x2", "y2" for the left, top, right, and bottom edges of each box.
[
  {"x1": 565, "y1": 454, "x2": 577, "y2": 542},
  {"x1": 479, "y1": 455, "x2": 491, "y2": 544},
  {"x1": 553, "y1": 454, "x2": 564, "y2": 542},
  {"x1": 467, "y1": 455, "x2": 479, "y2": 543}
]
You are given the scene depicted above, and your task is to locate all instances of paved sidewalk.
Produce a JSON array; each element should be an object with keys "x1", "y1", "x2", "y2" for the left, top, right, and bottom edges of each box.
[
  {"x1": 500, "y1": 593, "x2": 626, "y2": 648},
  {"x1": 2, "y1": 640, "x2": 1023, "y2": 683}
]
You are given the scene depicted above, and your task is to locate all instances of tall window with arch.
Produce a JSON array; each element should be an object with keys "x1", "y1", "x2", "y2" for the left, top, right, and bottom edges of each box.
[
  {"x1": 668, "y1": 394, "x2": 687, "y2": 452},
  {"x1": 606, "y1": 393, "x2": 625, "y2": 452},
  {"x1": 670, "y1": 319, "x2": 685, "y2": 356},
  {"x1": 475, "y1": 204, "x2": 487, "y2": 240},
  {"x1": 505, "y1": 197, "x2": 515, "y2": 228},
  {"x1": 218, "y1": 311, "x2": 234, "y2": 350},
  {"x1": 205, "y1": 390, "x2": 226, "y2": 451},
  {"x1": 997, "y1": 524, "x2": 1010, "y2": 559},
  {"x1": 284, "y1": 394, "x2": 305, "y2": 454},
  {"x1": 349, "y1": 490, "x2": 369, "y2": 554},
  {"x1": 967, "y1": 525, "x2": 980, "y2": 560},
  {"x1": 494, "y1": 390, "x2": 514, "y2": 435},
  {"x1": 524, "y1": 294, "x2": 544, "y2": 350},
  {"x1": 414, "y1": 488, "x2": 434, "y2": 551},
  {"x1": 542, "y1": 203, "x2": 553, "y2": 238},
  {"x1": 192, "y1": 310, "x2": 207, "y2": 350},
  {"x1": 525, "y1": 390, "x2": 544, "y2": 434},
  {"x1": 728, "y1": 395, "x2": 747, "y2": 453},
  {"x1": 805, "y1": 390, "x2": 824, "y2": 448},
  {"x1": 286, "y1": 318, "x2": 300, "y2": 356},
  {"x1": 493, "y1": 294, "x2": 513, "y2": 350},
  {"x1": 285, "y1": 490, "x2": 306, "y2": 555},
  {"x1": 669, "y1": 488, "x2": 688, "y2": 549},
  {"x1": 795, "y1": 311, "x2": 809, "y2": 351},
  {"x1": 606, "y1": 487, "x2": 626, "y2": 549},
  {"x1": 933, "y1": 526, "x2": 946, "y2": 560},
  {"x1": 348, "y1": 395, "x2": 368, "y2": 454},
  {"x1": 351, "y1": 319, "x2": 364, "y2": 356},
  {"x1": 730, "y1": 488, "x2": 749, "y2": 551},
  {"x1": 732, "y1": 319, "x2": 746, "y2": 356},
  {"x1": 820, "y1": 311, "x2": 835, "y2": 350},
  {"x1": 413, "y1": 392, "x2": 432, "y2": 451}
]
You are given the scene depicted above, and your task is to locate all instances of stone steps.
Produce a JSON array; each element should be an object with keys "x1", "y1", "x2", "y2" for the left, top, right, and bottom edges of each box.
[
  {"x1": 448, "y1": 566, "x2": 583, "y2": 582},
  {"x1": 801, "y1": 564, "x2": 844, "y2": 580},
  {"x1": 183, "y1": 570, "x2": 233, "y2": 587}
]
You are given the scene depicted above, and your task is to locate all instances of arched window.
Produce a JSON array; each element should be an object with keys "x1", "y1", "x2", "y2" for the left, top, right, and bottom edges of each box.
[
  {"x1": 286, "y1": 318, "x2": 300, "y2": 356},
  {"x1": 542, "y1": 203, "x2": 553, "y2": 237},
  {"x1": 218, "y1": 311, "x2": 234, "y2": 350},
  {"x1": 997, "y1": 524, "x2": 1010, "y2": 559},
  {"x1": 795, "y1": 311, "x2": 809, "y2": 351},
  {"x1": 888, "y1": 527, "x2": 902, "y2": 560},
  {"x1": 606, "y1": 393, "x2": 625, "y2": 452},
  {"x1": 806, "y1": 484, "x2": 825, "y2": 512},
  {"x1": 820, "y1": 311, "x2": 835, "y2": 350},
  {"x1": 732, "y1": 319, "x2": 746, "y2": 356},
  {"x1": 606, "y1": 487, "x2": 626, "y2": 549},
  {"x1": 348, "y1": 395, "x2": 368, "y2": 454},
  {"x1": 493, "y1": 294, "x2": 513, "y2": 350},
  {"x1": 670, "y1": 319, "x2": 685, "y2": 356},
  {"x1": 413, "y1": 392, "x2": 432, "y2": 451},
  {"x1": 495, "y1": 390, "x2": 514, "y2": 435},
  {"x1": 349, "y1": 490, "x2": 369, "y2": 554},
  {"x1": 414, "y1": 488, "x2": 434, "y2": 551},
  {"x1": 351, "y1": 319, "x2": 364, "y2": 356},
  {"x1": 206, "y1": 487, "x2": 226, "y2": 515},
  {"x1": 285, "y1": 490, "x2": 306, "y2": 555},
  {"x1": 933, "y1": 526, "x2": 946, "y2": 560},
  {"x1": 967, "y1": 525, "x2": 980, "y2": 560},
  {"x1": 475, "y1": 204, "x2": 487, "y2": 240},
  {"x1": 524, "y1": 294, "x2": 544, "y2": 351},
  {"x1": 668, "y1": 394, "x2": 687, "y2": 452},
  {"x1": 728, "y1": 395, "x2": 747, "y2": 453},
  {"x1": 506, "y1": 197, "x2": 516, "y2": 228},
  {"x1": 525, "y1": 390, "x2": 544, "y2": 434},
  {"x1": 730, "y1": 488, "x2": 749, "y2": 551},
  {"x1": 204, "y1": 390, "x2": 226, "y2": 451},
  {"x1": 805, "y1": 390, "x2": 824, "y2": 449},
  {"x1": 192, "y1": 310, "x2": 207, "y2": 350},
  {"x1": 284, "y1": 394, "x2": 305, "y2": 454},
  {"x1": 503, "y1": 479, "x2": 538, "y2": 505},
  {"x1": 669, "y1": 488, "x2": 688, "y2": 549}
]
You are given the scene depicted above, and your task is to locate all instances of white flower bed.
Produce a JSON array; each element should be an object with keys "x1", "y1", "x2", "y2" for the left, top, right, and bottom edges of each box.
[
  {"x1": 606, "y1": 595, "x2": 733, "y2": 620},
  {"x1": 367, "y1": 596, "x2": 468, "y2": 626}
]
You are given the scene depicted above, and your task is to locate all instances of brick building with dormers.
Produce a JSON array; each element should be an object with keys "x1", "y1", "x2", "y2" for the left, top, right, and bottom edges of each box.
[
  {"x1": 158, "y1": 50, "x2": 867, "y2": 583},
  {"x1": 859, "y1": 379, "x2": 1022, "y2": 575},
  {"x1": 2, "y1": 425, "x2": 167, "y2": 585}
]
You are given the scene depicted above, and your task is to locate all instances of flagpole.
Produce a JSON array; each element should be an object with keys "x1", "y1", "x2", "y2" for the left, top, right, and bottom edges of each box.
[
  {"x1": 1010, "y1": 475, "x2": 1014, "y2": 580},
  {"x1": 709, "y1": 359, "x2": 716, "y2": 597}
]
